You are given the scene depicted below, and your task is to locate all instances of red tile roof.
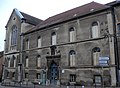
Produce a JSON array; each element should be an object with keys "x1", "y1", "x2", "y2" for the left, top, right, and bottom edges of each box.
[{"x1": 25, "y1": 2, "x2": 110, "y2": 34}]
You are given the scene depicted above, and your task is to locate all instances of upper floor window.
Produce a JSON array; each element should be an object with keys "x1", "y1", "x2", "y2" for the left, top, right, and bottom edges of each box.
[
  {"x1": 92, "y1": 47, "x2": 100, "y2": 66},
  {"x1": 11, "y1": 25, "x2": 18, "y2": 45},
  {"x1": 69, "y1": 50, "x2": 76, "y2": 67},
  {"x1": 13, "y1": 56, "x2": 16, "y2": 68},
  {"x1": 117, "y1": 24, "x2": 120, "y2": 34},
  {"x1": 8, "y1": 58, "x2": 11, "y2": 67},
  {"x1": 26, "y1": 39, "x2": 29, "y2": 49},
  {"x1": 37, "y1": 55, "x2": 41, "y2": 67},
  {"x1": 69, "y1": 27, "x2": 75, "y2": 42},
  {"x1": 10, "y1": 55, "x2": 16, "y2": 67},
  {"x1": 25, "y1": 56, "x2": 29, "y2": 67},
  {"x1": 91, "y1": 22, "x2": 99, "y2": 38},
  {"x1": 37, "y1": 36, "x2": 41, "y2": 48},
  {"x1": 51, "y1": 32, "x2": 57, "y2": 45}
]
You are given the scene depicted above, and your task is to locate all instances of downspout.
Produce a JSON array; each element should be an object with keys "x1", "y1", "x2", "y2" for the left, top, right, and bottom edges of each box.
[{"x1": 111, "y1": 7, "x2": 119, "y2": 86}]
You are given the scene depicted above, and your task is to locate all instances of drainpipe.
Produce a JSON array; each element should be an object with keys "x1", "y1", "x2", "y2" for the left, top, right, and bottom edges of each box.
[{"x1": 111, "y1": 7, "x2": 119, "y2": 86}]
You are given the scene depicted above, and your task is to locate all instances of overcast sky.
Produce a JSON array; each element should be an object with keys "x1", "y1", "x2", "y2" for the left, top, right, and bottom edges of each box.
[{"x1": 0, "y1": 0, "x2": 114, "y2": 51}]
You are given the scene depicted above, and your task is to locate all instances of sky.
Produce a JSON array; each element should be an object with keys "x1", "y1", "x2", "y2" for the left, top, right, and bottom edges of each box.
[{"x1": 0, "y1": 0, "x2": 114, "y2": 51}]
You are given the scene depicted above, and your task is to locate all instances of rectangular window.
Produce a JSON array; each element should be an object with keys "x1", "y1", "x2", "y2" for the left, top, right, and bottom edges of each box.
[
  {"x1": 26, "y1": 39, "x2": 29, "y2": 49},
  {"x1": 25, "y1": 57, "x2": 29, "y2": 67},
  {"x1": 70, "y1": 54, "x2": 75, "y2": 66},
  {"x1": 94, "y1": 75, "x2": 102, "y2": 86},
  {"x1": 92, "y1": 26, "x2": 99, "y2": 38},
  {"x1": 38, "y1": 37, "x2": 41, "y2": 48},
  {"x1": 117, "y1": 24, "x2": 120, "y2": 34},
  {"x1": 52, "y1": 32, "x2": 56, "y2": 45},
  {"x1": 7, "y1": 72, "x2": 9, "y2": 78},
  {"x1": 36, "y1": 73, "x2": 40, "y2": 79},
  {"x1": 93, "y1": 52, "x2": 99, "y2": 66},
  {"x1": 8, "y1": 59, "x2": 11, "y2": 67},
  {"x1": 70, "y1": 74, "x2": 76, "y2": 82},
  {"x1": 12, "y1": 72, "x2": 15, "y2": 78},
  {"x1": 70, "y1": 30, "x2": 75, "y2": 42},
  {"x1": 25, "y1": 73, "x2": 28, "y2": 78},
  {"x1": 37, "y1": 56, "x2": 41, "y2": 67},
  {"x1": 117, "y1": 23, "x2": 120, "y2": 32},
  {"x1": 13, "y1": 59, "x2": 16, "y2": 68}
]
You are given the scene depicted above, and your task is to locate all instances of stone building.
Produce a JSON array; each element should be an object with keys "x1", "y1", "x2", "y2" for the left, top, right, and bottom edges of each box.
[
  {"x1": 0, "y1": 51, "x2": 4, "y2": 82},
  {"x1": 3, "y1": 1, "x2": 120, "y2": 87}
]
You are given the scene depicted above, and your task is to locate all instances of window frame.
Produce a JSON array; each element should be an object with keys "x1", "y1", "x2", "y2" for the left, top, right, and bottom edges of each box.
[
  {"x1": 11, "y1": 25, "x2": 18, "y2": 46},
  {"x1": 37, "y1": 55, "x2": 41, "y2": 67},
  {"x1": 94, "y1": 75, "x2": 102, "y2": 86},
  {"x1": 37, "y1": 36, "x2": 42, "y2": 48},
  {"x1": 91, "y1": 21, "x2": 99, "y2": 38},
  {"x1": 25, "y1": 56, "x2": 29, "y2": 67},
  {"x1": 69, "y1": 50, "x2": 76, "y2": 67},
  {"x1": 70, "y1": 74, "x2": 76, "y2": 82},
  {"x1": 51, "y1": 32, "x2": 57, "y2": 45},
  {"x1": 92, "y1": 47, "x2": 100, "y2": 66},
  {"x1": 26, "y1": 39, "x2": 29, "y2": 49},
  {"x1": 69, "y1": 27, "x2": 76, "y2": 42}
]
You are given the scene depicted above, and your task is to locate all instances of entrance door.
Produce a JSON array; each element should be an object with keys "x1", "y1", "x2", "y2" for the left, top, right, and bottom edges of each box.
[{"x1": 50, "y1": 63, "x2": 58, "y2": 85}]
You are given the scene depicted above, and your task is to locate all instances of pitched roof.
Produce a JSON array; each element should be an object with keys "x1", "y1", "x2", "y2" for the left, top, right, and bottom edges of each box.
[
  {"x1": 25, "y1": 2, "x2": 110, "y2": 34},
  {"x1": 106, "y1": 0, "x2": 120, "y2": 6},
  {"x1": 6, "y1": 9, "x2": 43, "y2": 27},
  {"x1": 20, "y1": 12, "x2": 43, "y2": 25}
]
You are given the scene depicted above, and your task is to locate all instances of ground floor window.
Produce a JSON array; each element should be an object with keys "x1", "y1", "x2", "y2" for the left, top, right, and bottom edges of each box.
[
  {"x1": 36, "y1": 73, "x2": 40, "y2": 79},
  {"x1": 25, "y1": 73, "x2": 28, "y2": 78},
  {"x1": 70, "y1": 74, "x2": 76, "y2": 82},
  {"x1": 12, "y1": 72, "x2": 15, "y2": 78},
  {"x1": 94, "y1": 75, "x2": 102, "y2": 86}
]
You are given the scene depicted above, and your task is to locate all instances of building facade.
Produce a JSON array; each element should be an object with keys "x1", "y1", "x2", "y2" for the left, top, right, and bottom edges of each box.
[
  {"x1": 3, "y1": 1, "x2": 120, "y2": 87},
  {"x1": 0, "y1": 51, "x2": 4, "y2": 82}
]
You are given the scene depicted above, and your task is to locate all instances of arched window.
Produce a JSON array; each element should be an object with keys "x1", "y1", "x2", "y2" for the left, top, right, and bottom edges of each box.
[
  {"x1": 37, "y1": 55, "x2": 41, "y2": 67},
  {"x1": 11, "y1": 25, "x2": 18, "y2": 45},
  {"x1": 92, "y1": 47, "x2": 100, "y2": 66},
  {"x1": 51, "y1": 32, "x2": 57, "y2": 45},
  {"x1": 69, "y1": 27, "x2": 75, "y2": 42},
  {"x1": 38, "y1": 36, "x2": 41, "y2": 48},
  {"x1": 69, "y1": 50, "x2": 76, "y2": 67},
  {"x1": 91, "y1": 22, "x2": 99, "y2": 38}
]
